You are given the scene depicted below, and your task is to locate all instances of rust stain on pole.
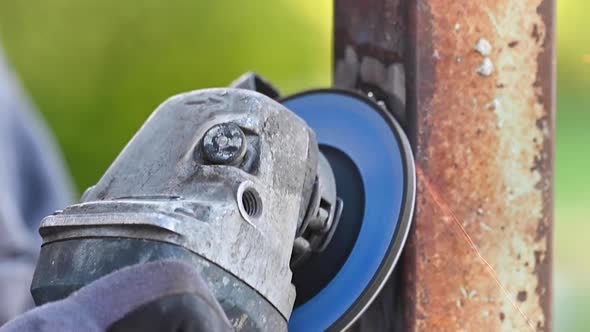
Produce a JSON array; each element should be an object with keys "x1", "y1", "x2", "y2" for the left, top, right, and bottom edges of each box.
[
  {"x1": 407, "y1": 0, "x2": 554, "y2": 330},
  {"x1": 334, "y1": 0, "x2": 554, "y2": 330}
]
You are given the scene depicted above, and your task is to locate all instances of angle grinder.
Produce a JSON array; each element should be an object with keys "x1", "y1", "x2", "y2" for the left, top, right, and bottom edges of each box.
[{"x1": 30, "y1": 73, "x2": 415, "y2": 331}]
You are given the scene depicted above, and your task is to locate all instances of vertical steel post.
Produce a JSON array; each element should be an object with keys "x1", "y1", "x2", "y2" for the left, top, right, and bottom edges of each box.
[{"x1": 334, "y1": 0, "x2": 554, "y2": 330}]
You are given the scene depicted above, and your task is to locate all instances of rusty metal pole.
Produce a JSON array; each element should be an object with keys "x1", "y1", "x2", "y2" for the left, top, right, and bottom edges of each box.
[{"x1": 334, "y1": 0, "x2": 554, "y2": 331}]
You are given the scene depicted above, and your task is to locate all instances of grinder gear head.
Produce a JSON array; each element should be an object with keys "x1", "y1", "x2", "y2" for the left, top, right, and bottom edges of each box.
[
  {"x1": 31, "y1": 77, "x2": 416, "y2": 332},
  {"x1": 32, "y1": 88, "x2": 341, "y2": 331}
]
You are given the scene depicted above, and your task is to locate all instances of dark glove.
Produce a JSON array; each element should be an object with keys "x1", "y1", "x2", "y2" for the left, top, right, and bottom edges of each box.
[
  {"x1": 0, "y1": 260, "x2": 232, "y2": 332},
  {"x1": 108, "y1": 293, "x2": 231, "y2": 332}
]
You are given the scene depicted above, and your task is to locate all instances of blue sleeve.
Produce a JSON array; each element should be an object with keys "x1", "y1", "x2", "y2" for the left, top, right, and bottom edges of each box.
[{"x1": 0, "y1": 45, "x2": 73, "y2": 324}]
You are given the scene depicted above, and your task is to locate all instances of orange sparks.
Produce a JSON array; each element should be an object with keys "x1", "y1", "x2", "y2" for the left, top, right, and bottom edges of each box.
[{"x1": 415, "y1": 165, "x2": 537, "y2": 331}]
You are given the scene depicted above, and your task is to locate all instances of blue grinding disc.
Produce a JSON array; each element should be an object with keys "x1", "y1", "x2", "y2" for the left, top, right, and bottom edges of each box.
[{"x1": 282, "y1": 90, "x2": 416, "y2": 331}]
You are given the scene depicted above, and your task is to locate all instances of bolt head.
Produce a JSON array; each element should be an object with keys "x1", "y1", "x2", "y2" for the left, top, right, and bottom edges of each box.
[{"x1": 202, "y1": 122, "x2": 247, "y2": 165}]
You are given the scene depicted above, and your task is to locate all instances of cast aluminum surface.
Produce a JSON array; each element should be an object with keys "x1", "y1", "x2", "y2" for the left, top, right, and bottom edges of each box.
[
  {"x1": 32, "y1": 238, "x2": 288, "y2": 331},
  {"x1": 39, "y1": 88, "x2": 319, "y2": 319},
  {"x1": 335, "y1": 0, "x2": 554, "y2": 331}
]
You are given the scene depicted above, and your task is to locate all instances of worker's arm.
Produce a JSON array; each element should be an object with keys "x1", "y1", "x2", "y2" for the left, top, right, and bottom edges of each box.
[
  {"x1": 0, "y1": 261, "x2": 232, "y2": 332},
  {"x1": 0, "y1": 45, "x2": 73, "y2": 324}
]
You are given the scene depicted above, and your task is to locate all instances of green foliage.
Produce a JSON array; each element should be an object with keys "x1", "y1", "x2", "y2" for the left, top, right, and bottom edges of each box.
[
  {"x1": 0, "y1": 0, "x2": 332, "y2": 191},
  {"x1": 557, "y1": 0, "x2": 590, "y2": 92}
]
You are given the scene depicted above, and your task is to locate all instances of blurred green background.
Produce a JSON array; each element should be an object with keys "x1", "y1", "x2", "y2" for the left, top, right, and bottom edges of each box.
[{"x1": 0, "y1": 0, "x2": 586, "y2": 330}]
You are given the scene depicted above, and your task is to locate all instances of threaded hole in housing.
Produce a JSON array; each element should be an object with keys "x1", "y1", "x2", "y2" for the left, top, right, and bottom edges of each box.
[{"x1": 241, "y1": 188, "x2": 261, "y2": 218}]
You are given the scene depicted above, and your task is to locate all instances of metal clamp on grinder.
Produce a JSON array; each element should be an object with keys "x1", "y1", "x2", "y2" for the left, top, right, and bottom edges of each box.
[{"x1": 31, "y1": 73, "x2": 416, "y2": 331}]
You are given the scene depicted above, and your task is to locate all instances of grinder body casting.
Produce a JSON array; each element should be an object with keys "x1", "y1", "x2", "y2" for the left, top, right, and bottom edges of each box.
[
  {"x1": 32, "y1": 88, "x2": 336, "y2": 331},
  {"x1": 30, "y1": 81, "x2": 416, "y2": 332}
]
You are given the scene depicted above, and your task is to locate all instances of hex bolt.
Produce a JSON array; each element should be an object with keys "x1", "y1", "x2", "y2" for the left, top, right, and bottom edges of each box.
[{"x1": 202, "y1": 122, "x2": 247, "y2": 165}]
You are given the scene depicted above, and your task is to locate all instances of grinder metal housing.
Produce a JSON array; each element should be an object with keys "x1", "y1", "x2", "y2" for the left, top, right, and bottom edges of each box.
[{"x1": 31, "y1": 80, "x2": 415, "y2": 331}]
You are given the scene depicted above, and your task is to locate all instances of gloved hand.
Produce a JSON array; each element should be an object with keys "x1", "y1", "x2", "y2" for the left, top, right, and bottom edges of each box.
[{"x1": 0, "y1": 260, "x2": 232, "y2": 332}]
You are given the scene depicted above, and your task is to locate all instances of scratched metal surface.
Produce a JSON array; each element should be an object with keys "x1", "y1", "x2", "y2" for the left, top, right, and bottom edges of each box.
[{"x1": 334, "y1": 0, "x2": 554, "y2": 331}]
